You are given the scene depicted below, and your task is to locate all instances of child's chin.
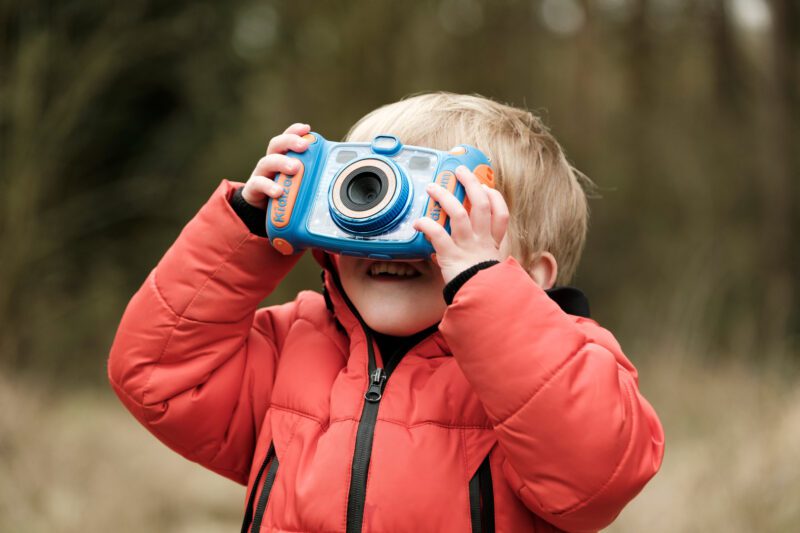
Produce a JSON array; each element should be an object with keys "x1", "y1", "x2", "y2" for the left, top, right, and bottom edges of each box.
[
  {"x1": 366, "y1": 314, "x2": 439, "y2": 336},
  {"x1": 360, "y1": 292, "x2": 445, "y2": 336},
  {"x1": 363, "y1": 276, "x2": 437, "y2": 304}
]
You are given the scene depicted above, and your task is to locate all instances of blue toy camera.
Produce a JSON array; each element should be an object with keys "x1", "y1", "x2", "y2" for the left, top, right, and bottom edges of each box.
[{"x1": 265, "y1": 132, "x2": 494, "y2": 260}]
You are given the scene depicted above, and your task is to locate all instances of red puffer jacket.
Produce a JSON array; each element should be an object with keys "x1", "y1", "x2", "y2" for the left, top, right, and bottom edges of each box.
[{"x1": 108, "y1": 180, "x2": 664, "y2": 533}]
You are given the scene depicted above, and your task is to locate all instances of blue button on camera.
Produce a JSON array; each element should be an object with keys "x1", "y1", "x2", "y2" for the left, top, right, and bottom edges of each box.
[{"x1": 371, "y1": 135, "x2": 402, "y2": 156}]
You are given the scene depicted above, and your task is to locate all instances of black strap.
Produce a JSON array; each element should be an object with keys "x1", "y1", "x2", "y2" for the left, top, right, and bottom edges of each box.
[
  {"x1": 251, "y1": 448, "x2": 280, "y2": 533},
  {"x1": 469, "y1": 468, "x2": 482, "y2": 532},
  {"x1": 240, "y1": 443, "x2": 276, "y2": 533},
  {"x1": 478, "y1": 455, "x2": 495, "y2": 533},
  {"x1": 469, "y1": 454, "x2": 495, "y2": 533}
]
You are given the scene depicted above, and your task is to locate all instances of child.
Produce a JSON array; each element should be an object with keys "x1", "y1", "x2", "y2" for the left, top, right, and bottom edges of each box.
[{"x1": 108, "y1": 92, "x2": 664, "y2": 532}]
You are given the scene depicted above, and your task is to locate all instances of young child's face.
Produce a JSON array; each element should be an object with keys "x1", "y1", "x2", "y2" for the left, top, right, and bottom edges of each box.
[{"x1": 336, "y1": 256, "x2": 447, "y2": 336}]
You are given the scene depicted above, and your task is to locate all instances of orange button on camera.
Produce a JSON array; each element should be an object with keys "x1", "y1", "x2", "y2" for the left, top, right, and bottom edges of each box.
[{"x1": 271, "y1": 237, "x2": 294, "y2": 255}]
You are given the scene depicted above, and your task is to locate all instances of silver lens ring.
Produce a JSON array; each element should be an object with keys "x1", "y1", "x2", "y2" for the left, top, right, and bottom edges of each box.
[{"x1": 331, "y1": 158, "x2": 397, "y2": 219}]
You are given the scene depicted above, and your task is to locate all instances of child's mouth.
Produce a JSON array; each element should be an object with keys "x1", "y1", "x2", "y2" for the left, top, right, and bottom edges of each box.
[{"x1": 367, "y1": 261, "x2": 422, "y2": 280}]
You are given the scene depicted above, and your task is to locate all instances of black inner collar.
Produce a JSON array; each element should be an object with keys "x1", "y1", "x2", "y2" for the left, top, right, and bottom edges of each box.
[{"x1": 371, "y1": 323, "x2": 439, "y2": 378}]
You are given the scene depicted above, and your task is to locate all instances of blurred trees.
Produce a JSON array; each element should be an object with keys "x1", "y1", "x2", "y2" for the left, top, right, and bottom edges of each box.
[
  {"x1": 0, "y1": 0, "x2": 251, "y2": 382},
  {"x1": 0, "y1": 0, "x2": 797, "y2": 385},
  {"x1": 758, "y1": 0, "x2": 798, "y2": 349}
]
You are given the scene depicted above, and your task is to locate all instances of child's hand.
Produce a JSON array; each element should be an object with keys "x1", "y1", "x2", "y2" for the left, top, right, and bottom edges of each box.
[
  {"x1": 412, "y1": 165, "x2": 510, "y2": 284},
  {"x1": 241, "y1": 123, "x2": 312, "y2": 210}
]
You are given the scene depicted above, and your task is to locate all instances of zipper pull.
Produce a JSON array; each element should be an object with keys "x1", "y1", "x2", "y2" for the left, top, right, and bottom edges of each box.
[{"x1": 364, "y1": 368, "x2": 387, "y2": 403}]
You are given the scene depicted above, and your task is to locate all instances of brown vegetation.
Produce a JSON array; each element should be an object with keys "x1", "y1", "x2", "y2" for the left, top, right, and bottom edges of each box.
[
  {"x1": 1, "y1": 353, "x2": 797, "y2": 533},
  {"x1": 1, "y1": 1, "x2": 798, "y2": 531}
]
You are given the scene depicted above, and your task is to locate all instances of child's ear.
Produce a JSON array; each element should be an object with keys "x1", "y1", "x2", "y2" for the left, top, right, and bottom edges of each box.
[{"x1": 527, "y1": 252, "x2": 558, "y2": 290}]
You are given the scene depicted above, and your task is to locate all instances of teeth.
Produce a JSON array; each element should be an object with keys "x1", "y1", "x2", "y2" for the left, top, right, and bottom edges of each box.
[{"x1": 369, "y1": 262, "x2": 419, "y2": 277}]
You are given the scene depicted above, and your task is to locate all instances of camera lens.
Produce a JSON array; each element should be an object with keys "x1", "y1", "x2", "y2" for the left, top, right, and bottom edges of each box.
[
  {"x1": 345, "y1": 170, "x2": 384, "y2": 210},
  {"x1": 329, "y1": 157, "x2": 411, "y2": 235}
]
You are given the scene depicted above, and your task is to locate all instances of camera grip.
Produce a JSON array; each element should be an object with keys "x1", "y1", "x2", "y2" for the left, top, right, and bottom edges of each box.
[{"x1": 462, "y1": 164, "x2": 495, "y2": 213}]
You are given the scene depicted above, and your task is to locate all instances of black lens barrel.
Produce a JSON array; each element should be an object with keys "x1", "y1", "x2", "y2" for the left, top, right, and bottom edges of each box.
[{"x1": 339, "y1": 166, "x2": 389, "y2": 212}]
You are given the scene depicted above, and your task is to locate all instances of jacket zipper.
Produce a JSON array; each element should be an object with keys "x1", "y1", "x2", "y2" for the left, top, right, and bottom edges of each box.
[
  {"x1": 346, "y1": 335, "x2": 386, "y2": 533},
  {"x1": 325, "y1": 267, "x2": 387, "y2": 533},
  {"x1": 325, "y1": 264, "x2": 434, "y2": 533}
]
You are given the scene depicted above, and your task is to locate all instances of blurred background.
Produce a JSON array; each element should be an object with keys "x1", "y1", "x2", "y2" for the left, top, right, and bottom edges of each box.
[{"x1": 1, "y1": 0, "x2": 798, "y2": 531}]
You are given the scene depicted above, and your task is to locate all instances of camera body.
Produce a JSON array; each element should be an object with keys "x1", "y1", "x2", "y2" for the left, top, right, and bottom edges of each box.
[{"x1": 266, "y1": 132, "x2": 494, "y2": 260}]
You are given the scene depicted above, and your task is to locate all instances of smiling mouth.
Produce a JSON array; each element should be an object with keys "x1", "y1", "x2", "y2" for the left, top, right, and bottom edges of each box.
[{"x1": 367, "y1": 261, "x2": 422, "y2": 280}]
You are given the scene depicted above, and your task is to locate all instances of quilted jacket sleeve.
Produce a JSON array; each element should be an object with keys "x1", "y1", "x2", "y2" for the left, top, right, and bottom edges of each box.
[
  {"x1": 439, "y1": 257, "x2": 664, "y2": 532},
  {"x1": 107, "y1": 180, "x2": 303, "y2": 484}
]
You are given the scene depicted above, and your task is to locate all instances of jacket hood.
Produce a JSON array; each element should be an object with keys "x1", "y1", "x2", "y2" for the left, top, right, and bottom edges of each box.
[{"x1": 313, "y1": 248, "x2": 358, "y2": 335}]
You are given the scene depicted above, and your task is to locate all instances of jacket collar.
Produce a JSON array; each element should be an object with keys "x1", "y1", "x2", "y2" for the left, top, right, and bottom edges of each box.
[
  {"x1": 313, "y1": 250, "x2": 448, "y2": 361},
  {"x1": 313, "y1": 250, "x2": 591, "y2": 359},
  {"x1": 544, "y1": 286, "x2": 591, "y2": 318}
]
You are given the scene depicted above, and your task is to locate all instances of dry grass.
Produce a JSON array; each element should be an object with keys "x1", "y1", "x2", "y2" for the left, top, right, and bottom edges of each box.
[
  {"x1": 0, "y1": 373, "x2": 242, "y2": 533},
  {"x1": 607, "y1": 352, "x2": 800, "y2": 533},
  {"x1": 1, "y1": 354, "x2": 798, "y2": 533}
]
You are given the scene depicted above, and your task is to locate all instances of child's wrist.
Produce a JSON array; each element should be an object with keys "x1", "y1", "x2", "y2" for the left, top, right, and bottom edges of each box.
[
  {"x1": 442, "y1": 260, "x2": 500, "y2": 304},
  {"x1": 230, "y1": 187, "x2": 268, "y2": 238}
]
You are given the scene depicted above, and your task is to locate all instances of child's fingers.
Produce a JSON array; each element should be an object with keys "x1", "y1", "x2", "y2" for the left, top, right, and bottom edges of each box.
[
  {"x1": 282, "y1": 123, "x2": 311, "y2": 136},
  {"x1": 251, "y1": 153, "x2": 301, "y2": 179},
  {"x1": 455, "y1": 166, "x2": 491, "y2": 237},
  {"x1": 241, "y1": 176, "x2": 284, "y2": 209},
  {"x1": 425, "y1": 183, "x2": 472, "y2": 243},
  {"x1": 267, "y1": 133, "x2": 309, "y2": 156},
  {"x1": 245, "y1": 152, "x2": 302, "y2": 208},
  {"x1": 252, "y1": 176, "x2": 284, "y2": 198},
  {"x1": 413, "y1": 217, "x2": 457, "y2": 255},
  {"x1": 484, "y1": 185, "x2": 509, "y2": 246}
]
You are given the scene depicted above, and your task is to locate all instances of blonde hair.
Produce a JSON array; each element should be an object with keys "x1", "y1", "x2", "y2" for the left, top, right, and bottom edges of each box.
[{"x1": 345, "y1": 92, "x2": 591, "y2": 283}]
